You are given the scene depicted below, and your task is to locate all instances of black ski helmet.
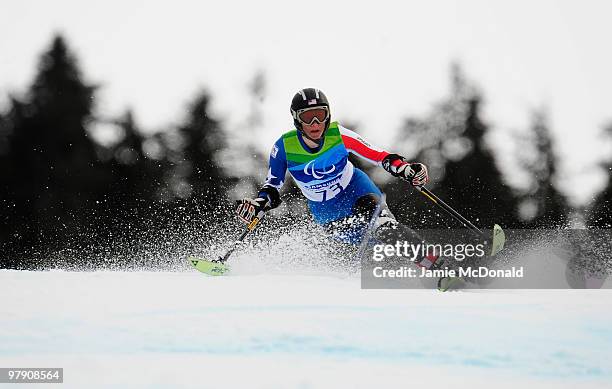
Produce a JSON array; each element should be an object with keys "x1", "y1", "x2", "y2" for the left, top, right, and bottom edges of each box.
[{"x1": 290, "y1": 88, "x2": 331, "y2": 138}]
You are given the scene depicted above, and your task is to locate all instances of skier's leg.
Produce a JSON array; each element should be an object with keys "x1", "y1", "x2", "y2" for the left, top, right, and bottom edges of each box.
[
  {"x1": 373, "y1": 207, "x2": 445, "y2": 270},
  {"x1": 315, "y1": 168, "x2": 384, "y2": 244},
  {"x1": 325, "y1": 193, "x2": 381, "y2": 244},
  {"x1": 328, "y1": 193, "x2": 440, "y2": 268}
]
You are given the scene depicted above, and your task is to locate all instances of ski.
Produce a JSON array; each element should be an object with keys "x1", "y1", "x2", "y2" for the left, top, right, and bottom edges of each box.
[
  {"x1": 490, "y1": 224, "x2": 506, "y2": 256},
  {"x1": 437, "y1": 224, "x2": 506, "y2": 291},
  {"x1": 188, "y1": 209, "x2": 266, "y2": 276},
  {"x1": 437, "y1": 276, "x2": 463, "y2": 292},
  {"x1": 188, "y1": 256, "x2": 230, "y2": 276}
]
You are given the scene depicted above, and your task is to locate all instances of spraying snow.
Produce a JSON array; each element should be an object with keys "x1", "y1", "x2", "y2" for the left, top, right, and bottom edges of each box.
[{"x1": 3, "y1": 219, "x2": 612, "y2": 388}]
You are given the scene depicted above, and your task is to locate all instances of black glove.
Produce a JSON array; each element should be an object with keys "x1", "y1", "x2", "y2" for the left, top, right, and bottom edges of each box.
[
  {"x1": 409, "y1": 163, "x2": 429, "y2": 186},
  {"x1": 382, "y1": 154, "x2": 429, "y2": 186},
  {"x1": 236, "y1": 197, "x2": 269, "y2": 225},
  {"x1": 235, "y1": 185, "x2": 282, "y2": 225}
]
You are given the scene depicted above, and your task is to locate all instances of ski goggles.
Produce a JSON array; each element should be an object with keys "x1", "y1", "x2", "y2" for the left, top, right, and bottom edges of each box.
[{"x1": 295, "y1": 106, "x2": 329, "y2": 125}]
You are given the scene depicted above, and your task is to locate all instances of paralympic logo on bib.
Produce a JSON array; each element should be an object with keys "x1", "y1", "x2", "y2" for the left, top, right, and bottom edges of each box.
[{"x1": 303, "y1": 160, "x2": 336, "y2": 179}]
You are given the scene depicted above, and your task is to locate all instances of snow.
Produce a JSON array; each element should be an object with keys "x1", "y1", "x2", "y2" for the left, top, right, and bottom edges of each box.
[{"x1": 1, "y1": 270, "x2": 611, "y2": 388}]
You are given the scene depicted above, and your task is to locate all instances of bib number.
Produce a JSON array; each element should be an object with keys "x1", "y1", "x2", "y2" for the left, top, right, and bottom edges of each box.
[{"x1": 315, "y1": 182, "x2": 343, "y2": 201}]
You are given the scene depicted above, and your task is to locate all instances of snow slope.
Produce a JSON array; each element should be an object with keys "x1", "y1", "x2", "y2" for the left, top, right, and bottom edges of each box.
[{"x1": 1, "y1": 270, "x2": 611, "y2": 388}]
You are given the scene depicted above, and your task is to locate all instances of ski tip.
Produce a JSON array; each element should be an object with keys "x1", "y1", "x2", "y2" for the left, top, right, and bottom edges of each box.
[
  {"x1": 437, "y1": 276, "x2": 463, "y2": 292},
  {"x1": 187, "y1": 256, "x2": 230, "y2": 276},
  {"x1": 490, "y1": 224, "x2": 506, "y2": 256}
]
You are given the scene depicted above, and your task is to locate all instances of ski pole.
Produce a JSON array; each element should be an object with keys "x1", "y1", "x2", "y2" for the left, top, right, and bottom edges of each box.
[
  {"x1": 215, "y1": 209, "x2": 266, "y2": 264},
  {"x1": 403, "y1": 169, "x2": 506, "y2": 256},
  {"x1": 413, "y1": 185, "x2": 484, "y2": 238},
  {"x1": 402, "y1": 166, "x2": 483, "y2": 237},
  {"x1": 355, "y1": 193, "x2": 386, "y2": 261}
]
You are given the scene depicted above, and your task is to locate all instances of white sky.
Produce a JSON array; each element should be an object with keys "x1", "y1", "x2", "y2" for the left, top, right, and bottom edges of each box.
[{"x1": 1, "y1": 0, "x2": 611, "y2": 205}]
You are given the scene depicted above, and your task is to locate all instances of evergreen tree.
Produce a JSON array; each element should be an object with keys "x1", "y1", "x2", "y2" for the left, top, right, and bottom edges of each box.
[
  {"x1": 175, "y1": 90, "x2": 227, "y2": 213},
  {"x1": 437, "y1": 96, "x2": 522, "y2": 229},
  {"x1": 1, "y1": 34, "x2": 104, "y2": 266},
  {"x1": 225, "y1": 70, "x2": 269, "y2": 198},
  {"x1": 385, "y1": 64, "x2": 522, "y2": 229},
  {"x1": 102, "y1": 110, "x2": 167, "y2": 227},
  {"x1": 517, "y1": 109, "x2": 569, "y2": 227},
  {"x1": 589, "y1": 124, "x2": 612, "y2": 228},
  {"x1": 0, "y1": 110, "x2": 8, "y2": 156},
  {"x1": 0, "y1": 110, "x2": 13, "y2": 262}
]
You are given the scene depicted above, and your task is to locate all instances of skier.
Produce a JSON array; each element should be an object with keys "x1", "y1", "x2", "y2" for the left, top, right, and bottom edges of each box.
[{"x1": 235, "y1": 88, "x2": 443, "y2": 267}]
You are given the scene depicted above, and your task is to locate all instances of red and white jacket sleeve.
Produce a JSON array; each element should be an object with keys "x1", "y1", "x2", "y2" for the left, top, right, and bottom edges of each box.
[{"x1": 339, "y1": 125, "x2": 390, "y2": 166}]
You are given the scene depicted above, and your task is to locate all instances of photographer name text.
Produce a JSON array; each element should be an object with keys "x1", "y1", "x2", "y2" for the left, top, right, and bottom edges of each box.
[{"x1": 372, "y1": 266, "x2": 524, "y2": 279}]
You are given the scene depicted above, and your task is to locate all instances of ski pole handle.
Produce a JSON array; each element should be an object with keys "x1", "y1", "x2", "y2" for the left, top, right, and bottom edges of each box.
[{"x1": 247, "y1": 209, "x2": 266, "y2": 231}]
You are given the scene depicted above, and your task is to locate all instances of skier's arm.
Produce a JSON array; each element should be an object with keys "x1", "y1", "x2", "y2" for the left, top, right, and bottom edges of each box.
[
  {"x1": 257, "y1": 140, "x2": 286, "y2": 208},
  {"x1": 339, "y1": 125, "x2": 390, "y2": 166},
  {"x1": 339, "y1": 125, "x2": 428, "y2": 186},
  {"x1": 236, "y1": 139, "x2": 286, "y2": 224}
]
